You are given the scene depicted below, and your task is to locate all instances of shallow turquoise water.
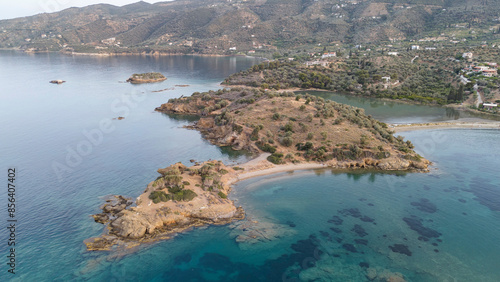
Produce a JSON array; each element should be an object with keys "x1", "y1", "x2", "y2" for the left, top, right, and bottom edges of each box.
[{"x1": 1, "y1": 52, "x2": 499, "y2": 281}]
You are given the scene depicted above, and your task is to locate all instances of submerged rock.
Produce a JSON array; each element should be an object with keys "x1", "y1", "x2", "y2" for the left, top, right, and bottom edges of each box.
[
  {"x1": 355, "y1": 239, "x2": 368, "y2": 245},
  {"x1": 410, "y1": 198, "x2": 437, "y2": 213},
  {"x1": 328, "y1": 216, "x2": 343, "y2": 225},
  {"x1": 360, "y1": 216, "x2": 375, "y2": 223},
  {"x1": 403, "y1": 216, "x2": 441, "y2": 239},
  {"x1": 352, "y1": 224, "x2": 368, "y2": 237},
  {"x1": 342, "y1": 243, "x2": 358, "y2": 253},
  {"x1": 389, "y1": 244, "x2": 412, "y2": 256},
  {"x1": 330, "y1": 227, "x2": 342, "y2": 234},
  {"x1": 339, "y1": 208, "x2": 362, "y2": 218}
]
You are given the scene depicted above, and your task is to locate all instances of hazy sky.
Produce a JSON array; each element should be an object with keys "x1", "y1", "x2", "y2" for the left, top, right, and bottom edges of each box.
[{"x1": 0, "y1": 0, "x2": 160, "y2": 20}]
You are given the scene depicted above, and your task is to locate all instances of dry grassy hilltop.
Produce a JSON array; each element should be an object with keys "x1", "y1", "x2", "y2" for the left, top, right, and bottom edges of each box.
[{"x1": 157, "y1": 88, "x2": 429, "y2": 171}]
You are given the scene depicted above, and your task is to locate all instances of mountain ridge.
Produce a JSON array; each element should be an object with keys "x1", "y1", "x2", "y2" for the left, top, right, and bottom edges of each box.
[{"x1": 1, "y1": 0, "x2": 499, "y2": 54}]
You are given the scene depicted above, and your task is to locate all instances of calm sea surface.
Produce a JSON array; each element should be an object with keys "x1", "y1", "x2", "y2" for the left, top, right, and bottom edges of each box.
[
  {"x1": 0, "y1": 52, "x2": 499, "y2": 281},
  {"x1": 298, "y1": 90, "x2": 499, "y2": 124}
]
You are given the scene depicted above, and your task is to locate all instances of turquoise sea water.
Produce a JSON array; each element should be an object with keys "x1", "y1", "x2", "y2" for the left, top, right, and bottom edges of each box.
[{"x1": 1, "y1": 52, "x2": 500, "y2": 281}]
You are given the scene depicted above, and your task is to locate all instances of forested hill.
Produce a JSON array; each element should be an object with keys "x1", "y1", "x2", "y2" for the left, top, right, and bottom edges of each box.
[{"x1": 1, "y1": 0, "x2": 499, "y2": 53}]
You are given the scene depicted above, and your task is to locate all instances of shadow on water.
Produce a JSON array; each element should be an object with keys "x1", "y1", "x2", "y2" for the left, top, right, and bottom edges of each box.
[
  {"x1": 160, "y1": 112, "x2": 200, "y2": 123},
  {"x1": 445, "y1": 108, "x2": 461, "y2": 120},
  {"x1": 160, "y1": 112, "x2": 254, "y2": 161},
  {"x1": 327, "y1": 169, "x2": 409, "y2": 183},
  {"x1": 218, "y1": 146, "x2": 255, "y2": 161}
]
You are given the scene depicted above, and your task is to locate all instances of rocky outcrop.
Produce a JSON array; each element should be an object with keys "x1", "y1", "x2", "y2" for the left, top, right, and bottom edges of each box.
[
  {"x1": 85, "y1": 161, "x2": 245, "y2": 251},
  {"x1": 91, "y1": 195, "x2": 133, "y2": 224}
]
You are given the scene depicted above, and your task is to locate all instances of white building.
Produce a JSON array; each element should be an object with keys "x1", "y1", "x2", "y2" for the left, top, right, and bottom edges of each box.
[
  {"x1": 321, "y1": 52, "x2": 336, "y2": 59},
  {"x1": 483, "y1": 103, "x2": 498, "y2": 109},
  {"x1": 462, "y1": 52, "x2": 473, "y2": 60}
]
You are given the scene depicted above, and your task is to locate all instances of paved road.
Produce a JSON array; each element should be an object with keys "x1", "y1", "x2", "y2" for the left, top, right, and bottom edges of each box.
[{"x1": 474, "y1": 84, "x2": 482, "y2": 107}]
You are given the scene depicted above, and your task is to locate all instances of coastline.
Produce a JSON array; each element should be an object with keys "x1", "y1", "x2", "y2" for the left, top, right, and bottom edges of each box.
[{"x1": 228, "y1": 153, "x2": 328, "y2": 185}]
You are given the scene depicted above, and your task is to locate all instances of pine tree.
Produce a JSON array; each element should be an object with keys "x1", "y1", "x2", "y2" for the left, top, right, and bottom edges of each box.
[
  {"x1": 447, "y1": 87, "x2": 457, "y2": 102},
  {"x1": 457, "y1": 84, "x2": 465, "y2": 102}
]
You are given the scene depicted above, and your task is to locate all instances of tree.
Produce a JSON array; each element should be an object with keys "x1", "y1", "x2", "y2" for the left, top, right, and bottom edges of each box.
[
  {"x1": 457, "y1": 84, "x2": 465, "y2": 101},
  {"x1": 447, "y1": 87, "x2": 457, "y2": 102}
]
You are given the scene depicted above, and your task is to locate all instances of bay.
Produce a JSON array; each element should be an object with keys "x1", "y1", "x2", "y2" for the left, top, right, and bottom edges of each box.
[{"x1": 1, "y1": 52, "x2": 499, "y2": 282}]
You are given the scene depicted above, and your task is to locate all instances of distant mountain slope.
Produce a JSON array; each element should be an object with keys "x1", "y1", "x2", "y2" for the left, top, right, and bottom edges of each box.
[{"x1": 0, "y1": 0, "x2": 498, "y2": 53}]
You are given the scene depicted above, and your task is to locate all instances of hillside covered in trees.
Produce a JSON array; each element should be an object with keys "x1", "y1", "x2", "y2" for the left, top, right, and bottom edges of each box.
[
  {"x1": 224, "y1": 46, "x2": 500, "y2": 105},
  {"x1": 1, "y1": 0, "x2": 500, "y2": 54}
]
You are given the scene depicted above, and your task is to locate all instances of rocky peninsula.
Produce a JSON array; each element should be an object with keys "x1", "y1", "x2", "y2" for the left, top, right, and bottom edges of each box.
[
  {"x1": 156, "y1": 88, "x2": 429, "y2": 171},
  {"x1": 86, "y1": 88, "x2": 429, "y2": 251},
  {"x1": 126, "y1": 72, "x2": 167, "y2": 84}
]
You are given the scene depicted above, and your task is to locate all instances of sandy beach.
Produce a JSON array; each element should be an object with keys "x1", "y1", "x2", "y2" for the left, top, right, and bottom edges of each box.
[
  {"x1": 230, "y1": 153, "x2": 328, "y2": 184},
  {"x1": 391, "y1": 120, "x2": 500, "y2": 132}
]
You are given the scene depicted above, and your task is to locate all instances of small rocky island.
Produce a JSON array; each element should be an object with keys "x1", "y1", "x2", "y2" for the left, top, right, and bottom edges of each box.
[
  {"x1": 126, "y1": 72, "x2": 167, "y2": 84},
  {"x1": 86, "y1": 88, "x2": 429, "y2": 251},
  {"x1": 50, "y1": 80, "x2": 66, "y2": 84},
  {"x1": 85, "y1": 161, "x2": 244, "y2": 251}
]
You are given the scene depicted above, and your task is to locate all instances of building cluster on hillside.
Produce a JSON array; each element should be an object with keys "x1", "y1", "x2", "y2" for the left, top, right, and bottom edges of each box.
[
  {"x1": 462, "y1": 62, "x2": 498, "y2": 77},
  {"x1": 304, "y1": 52, "x2": 339, "y2": 67}
]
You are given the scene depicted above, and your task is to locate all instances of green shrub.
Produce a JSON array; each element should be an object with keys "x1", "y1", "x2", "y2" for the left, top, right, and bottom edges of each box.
[
  {"x1": 250, "y1": 127, "x2": 260, "y2": 141},
  {"x1": 171, "y1": 189, "x2": 197, "y2": 202},
  {"x1": 149, "y1": 191, "x2": 171, "y2": 204},
  {"x1": 307, "y1": 133, "x2": 314, "y2": 140},
  {"x1": 296, "y1": 142, "x2": 313, "y2": 151},
  {"x1": 281, "y1": 137, "x2": 293, "y2": 147},
  {"x1": 168, "y1": 185, "x2": 184, "y2": 194},
  {"x1": 256, "y1": 141, "x2": 277, "y2": 153},
  {"x1": 218, "y1": 192, "x2": 227, "y2": 199},
  {"x1": 306, "y1": 114, "x2": 313, "y2": 122},
  {"x1": 267, "y1": 153, "x2": 284, "y2": 164},
  {"x1": 321, "y1": 132, "x2": 327, "y2": 140},
  {"x1": 283, "y1": 122, "x2": 294, "y2": 132}
]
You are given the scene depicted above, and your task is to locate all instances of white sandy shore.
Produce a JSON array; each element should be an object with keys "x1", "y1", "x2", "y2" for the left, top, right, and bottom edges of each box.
[
  {"x1": 227, "y1": 153, "x2": 330, "y2": 189},
  {"x1": 391, "y1": 120, "x2": 500, "y2": 132}
]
